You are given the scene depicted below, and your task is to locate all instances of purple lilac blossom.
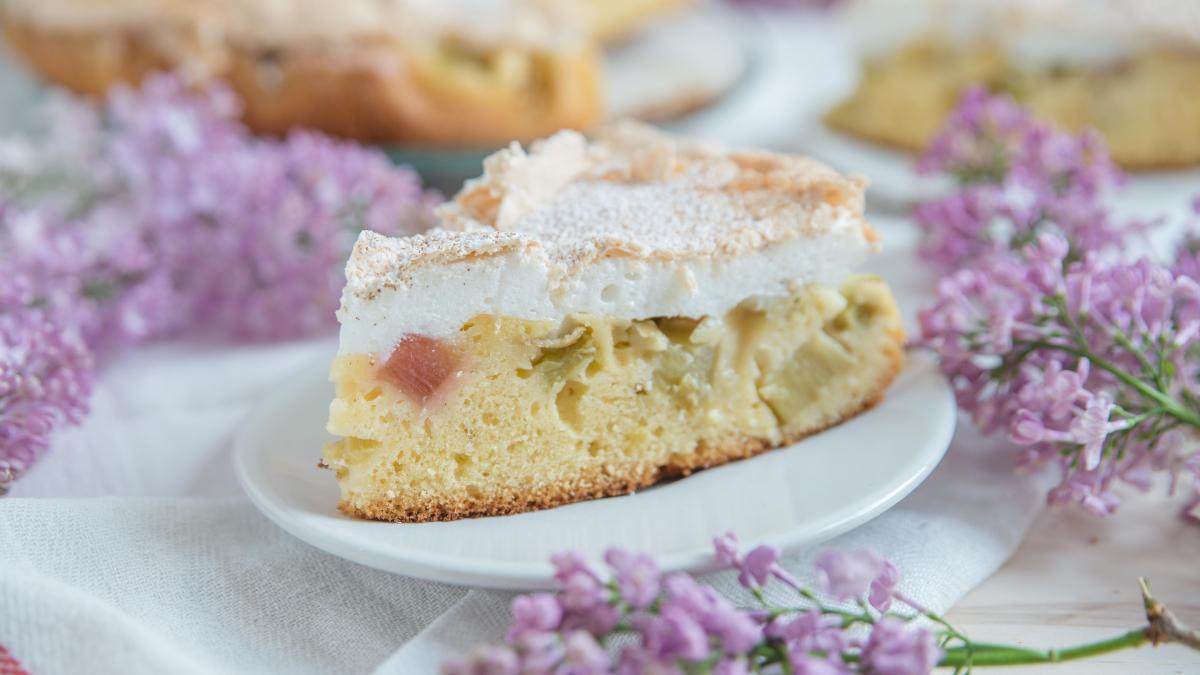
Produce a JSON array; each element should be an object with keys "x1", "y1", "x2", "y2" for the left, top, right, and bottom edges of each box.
[
  {"x1": 814, "y1": 549, "x2": 884, "y2": 601},
  {"x1": 606, "y1": 549, "x2": 661, "y2": 610},
  {"x1": 449, "y1": 539, "x2": 939, "y2": 674},
  {"x1": 919, "y1": 233, "x2": 1200, "y2": 516},
  {"x1": 0, "y1": 277, "x2": 94, "y2": 494},
  {"x1": 0, "y1": 74, "x2": 435, "y2": 487},
  {"x1": 861, "y1": 618, "x2": 943, "y2": 675},
  {"x1": 915, "y1": 87, "x2": 1129, "y2": 269}
]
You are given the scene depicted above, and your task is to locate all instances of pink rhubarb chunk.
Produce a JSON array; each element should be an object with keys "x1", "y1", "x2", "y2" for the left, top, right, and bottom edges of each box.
[{"x1": 379, "y1": 334, "x2": 461, "y2": 408}]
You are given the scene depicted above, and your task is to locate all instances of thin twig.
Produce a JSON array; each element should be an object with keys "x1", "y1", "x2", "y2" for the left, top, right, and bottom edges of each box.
[{"x1": 1141, "y1": 578, "x2": 1200, "y2": 650}]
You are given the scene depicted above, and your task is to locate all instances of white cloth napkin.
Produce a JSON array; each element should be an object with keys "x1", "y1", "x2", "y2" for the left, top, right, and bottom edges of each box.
[{"x1": 0, "y1": 219, "x2": 1052, "y2": 674}]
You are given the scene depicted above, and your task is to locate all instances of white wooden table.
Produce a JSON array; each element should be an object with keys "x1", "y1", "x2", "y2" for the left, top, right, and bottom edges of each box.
[{"x1": 946, "y1": 492, "x2": 1200, "y2": 674}]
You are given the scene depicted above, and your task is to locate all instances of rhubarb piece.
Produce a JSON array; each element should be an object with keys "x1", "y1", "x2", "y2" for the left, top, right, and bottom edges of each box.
[{"x1": 379, "y1": 335, "x2": 460, "y2": 408}]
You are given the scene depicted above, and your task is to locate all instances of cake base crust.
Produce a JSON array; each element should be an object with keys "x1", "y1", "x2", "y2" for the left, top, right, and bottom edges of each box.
[{"x1": 338, "y1": 340, "x2": 903, "y2": 522}]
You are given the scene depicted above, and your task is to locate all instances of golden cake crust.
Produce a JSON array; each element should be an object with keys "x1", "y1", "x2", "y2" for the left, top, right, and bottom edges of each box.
[
  {"x1": 338, "y1": 332, "x2": 904, "y2": 523},
  {"x1": 1, "y1": 14, "x2": 602, "y2": 146}
]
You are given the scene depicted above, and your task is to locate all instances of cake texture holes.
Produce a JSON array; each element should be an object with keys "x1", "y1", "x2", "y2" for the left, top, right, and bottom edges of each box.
[
  {"x1": 453, "y1": 453, "x2": 472, "y2": 479},
  {"x1": 601, "y1": 284, "x2": 619, "y2": 302},
  {"x1": 555, "y1": 379, "x2": 589, "y2": 430}
]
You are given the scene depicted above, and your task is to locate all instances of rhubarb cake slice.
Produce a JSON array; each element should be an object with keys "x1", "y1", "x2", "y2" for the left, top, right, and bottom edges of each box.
[{"x1": 324, "y1": 123, "x2": 905, "y2": 522}]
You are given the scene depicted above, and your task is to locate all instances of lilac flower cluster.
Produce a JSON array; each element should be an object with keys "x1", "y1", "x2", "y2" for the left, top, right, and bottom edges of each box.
[
  {"x1": 0, "y1": 278, "x2": 93, "y2": 493},
  {"x1": 920, "y1": 234, "x2": 1200, "y2": 515},
  {"x1": 444, "y1": 536, "x2": 941, "y2": 675},
  {"x1": 1172, "y1": 199, "x2": 1200, "y2": 283},
  {"x1": 914, "y1": 87, "x2": 1129, "y2": 269},
  {"x1": 915, "y1": 89, "x2": 1200, "y2": 517},
  {"x1": 0, "y1": 75, "x2": 436, "y2": 492}
]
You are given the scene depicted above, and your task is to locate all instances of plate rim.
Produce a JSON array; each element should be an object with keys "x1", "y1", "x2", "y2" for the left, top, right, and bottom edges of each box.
[{"x1": 234, "y1": 352, "x2": 956, "y2": 590}]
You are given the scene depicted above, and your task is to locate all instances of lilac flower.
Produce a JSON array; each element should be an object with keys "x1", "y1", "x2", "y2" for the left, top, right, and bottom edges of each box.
[
  {"x1": 507, "y1": 593, "x2": 562, "y2": 642},
  {"x1": 869, "y1": 560, "x2": 900, "y2": 613},
  {"x1": 916, "y1": 94, "x2": 1200, "y2": 521},
  {"x1": 561, "y1": 630, "x2": 610, "y2": 674},
  {"x1": 768, "y1": 609, "x2": 847, "y2": 656},
  {"x1": 513, "y1": 632, "x2": 565, "y2": 674},
  {"x1": 1047, "y1": 471, "x2": 1120, "y2": 517},
  {"x1": 915, "y1": 87, "x2": 1129, "y2": 271},
  {"x1": 712, "y1": 657, "x2": 749, "y2": 675},
  {"x1": 1184, "y1": 492, "x2": 1200, "y2": 524},
  {"x1": 919, "y1": 232, "x2": 1200, "y2": 516},
  {"x1": 551, "y1": 552, "x2": 620, "y2": 635},
  {"x1": 1173, "y1": 202, "x2": 1200, "y2": 282},
  {"x1": 662, "y1": 574, "x2": 761, "y2": 655},
  {"x1": 452, "y1": 541, "x2": 1199, "y2": 673},
  {"x1": 441, "y1": 645, "x2": 519, "y2": 675},
  {"x1": 713, "y1": 533, "x2": 800, "y2": 591},
  {"x1": 605, "y1": 549, "x2": 661, "y2": 609},
  {"x1": 1068, "y1": 396, "x2": 1125, "y2": 470},
  {"x1": 712, "y1": 532, "x2": 740, "y2": 567},
  {"x1": 1009, "y1": 409, "x2": 1048, "y2": 446},
  {"x1": 789, "y1": 654, "x2": 851, "y2": 675},
  {"x1": 0, "y1": 279, "x2": 94, "y2": 494},
  {"x1": 448, "y1": 546, "x2": 957, "y2": 674},
  {"x1": 814, "y1": 549, "x2": 884, "y2": 601},
  {"x1": 632, "y1": 606, "x2": 710, "y2": 662},
  {"x1": 0, "y1": 74, "x2": 436, "y2": 488},
  {"x1": 615, "y1": 647, "x2": 683, "y2": 675},
  {"x1": 738, "y1": 545, "x2": 780, "y2": 588},
  {"x1": 861, "y1": 618, "x2": 943, "y2": 675}
]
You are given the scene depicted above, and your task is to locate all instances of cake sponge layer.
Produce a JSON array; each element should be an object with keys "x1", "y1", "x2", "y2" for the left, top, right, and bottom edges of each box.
[{"x1": 324, "y1": 275, "x2": 904, "y2": 522}]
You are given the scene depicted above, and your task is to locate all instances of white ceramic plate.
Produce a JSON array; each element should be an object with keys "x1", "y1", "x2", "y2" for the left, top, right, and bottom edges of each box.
[
  {"x1": 234, "y1": 350, "x2": 955, "y2": 590},
  {"x1": 604, "y1": 7, "x2": 750, "y2": 121}
]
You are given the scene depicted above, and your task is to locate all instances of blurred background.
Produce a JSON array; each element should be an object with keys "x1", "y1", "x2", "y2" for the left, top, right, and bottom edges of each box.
[{"x1": 2, "y1": 0, "x2": 1198, "y2": 195}]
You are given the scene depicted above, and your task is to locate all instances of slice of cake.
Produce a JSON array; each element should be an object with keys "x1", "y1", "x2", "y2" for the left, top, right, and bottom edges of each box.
[
  {"x1": 826, "y1": 0, "x2": 1200, "y2": 169},
  {"x1": 1, "y1": 0, "x2": 601, "y2": 146},
  {"x1": 324, "y1": 123, "x2": 905, "y2": 522}
]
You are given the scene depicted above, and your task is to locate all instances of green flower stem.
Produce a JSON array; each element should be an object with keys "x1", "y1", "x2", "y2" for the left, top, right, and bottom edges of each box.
[
  {"x1": 895, "y1": 592, "x2": 969, "y2": 643},
  {"x1": 937, "y1": 578, "x2": 1200, "y2": 669},
  {"x1": 1110, "y1": 329, "x2": 1164, "y2": 389},
  {"x1": 939, "y1": 629, "x2": 1149, "y2": 667},
  {"x1": 1026, "y1": 340, "x2": 1200, "y2": 429}
]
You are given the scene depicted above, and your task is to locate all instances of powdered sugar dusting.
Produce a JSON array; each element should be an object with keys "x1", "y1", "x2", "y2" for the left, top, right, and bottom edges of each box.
[
  {"x1": 438, "y1": 120, "x2": 872, "y2": 267},
  {"x1": 346, "y1": 229, "x2": 532, "y2": 300},
  {"x1": 338, "y1": 123, "x2": 880, "y2": 351},
  {"x1": 515, "y1": 179, "x2": 848, "y2": 268}
]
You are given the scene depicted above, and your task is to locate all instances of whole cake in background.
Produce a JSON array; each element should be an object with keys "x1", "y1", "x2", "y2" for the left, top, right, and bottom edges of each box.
[
  {"x1": 827, "y1": 0, "x2": 1200, "y2": 169},
  {"x1": 0, "y1": 0, "x2": 686, "y2": 146},
  {"x1": 323, "y1": 122, "x2": 905, "y2": 522}
]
